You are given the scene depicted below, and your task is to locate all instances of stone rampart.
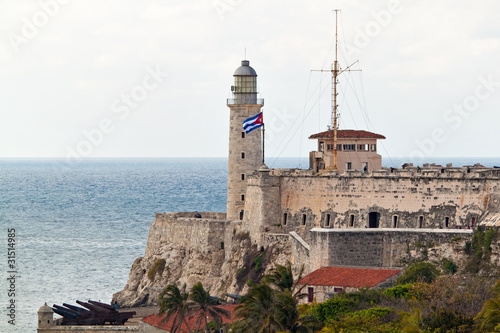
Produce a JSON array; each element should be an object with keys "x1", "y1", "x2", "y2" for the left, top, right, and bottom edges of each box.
[
  {"x1": 308, "y1": 228, "x2": 473, "y2": 270},
  {"x1": 145, "y1": 212, "x2": 230, "y2": 257},
  {"x1": 251, "y1": 169, "x2": 500, "y2": 243}
]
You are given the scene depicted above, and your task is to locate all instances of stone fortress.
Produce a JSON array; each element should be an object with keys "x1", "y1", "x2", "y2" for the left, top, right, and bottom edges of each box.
[{"x1": 112, "y1": 60, "x2": 500, "y2": 308}]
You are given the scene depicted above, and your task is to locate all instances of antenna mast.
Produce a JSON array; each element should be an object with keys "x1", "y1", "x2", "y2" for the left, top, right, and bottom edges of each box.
[{"x1": 332, "y1": 9, "x2": 339, "y2": 170}]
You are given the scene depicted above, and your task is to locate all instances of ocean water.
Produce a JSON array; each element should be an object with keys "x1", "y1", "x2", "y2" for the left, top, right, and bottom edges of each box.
[{"x1": 0, "y1": 156, "x2": 498, "y2": 332}]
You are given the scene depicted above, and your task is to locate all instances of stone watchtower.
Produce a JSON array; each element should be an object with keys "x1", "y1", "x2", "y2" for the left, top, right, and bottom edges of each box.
[
  {"x1": 38, "y1": 303, "x2": 54, "y2": 331},
  {"x1": 227, "y1": 60, "x2": 264, "y2": 220}
]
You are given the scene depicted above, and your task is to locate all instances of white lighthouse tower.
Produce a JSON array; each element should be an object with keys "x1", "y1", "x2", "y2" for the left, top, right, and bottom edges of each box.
[{"x1": 226, "y1": 60, "x2": 264, "y2": 220}]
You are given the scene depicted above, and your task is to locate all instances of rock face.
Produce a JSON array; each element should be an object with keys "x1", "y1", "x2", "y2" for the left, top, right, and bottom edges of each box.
[{"x1": 113, "y1": 212, "x2": 292, "y2": 307}]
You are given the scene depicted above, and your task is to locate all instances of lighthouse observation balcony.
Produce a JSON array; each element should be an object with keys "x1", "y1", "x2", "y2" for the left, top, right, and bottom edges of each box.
[{"x1": 227, "y1": 97, "x2": 264, "y2": 105}]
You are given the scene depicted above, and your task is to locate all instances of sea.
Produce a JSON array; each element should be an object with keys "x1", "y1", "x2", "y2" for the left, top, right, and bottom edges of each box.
[{"x1": 1, "y1": 156, "x2": 499, "y2": 333}]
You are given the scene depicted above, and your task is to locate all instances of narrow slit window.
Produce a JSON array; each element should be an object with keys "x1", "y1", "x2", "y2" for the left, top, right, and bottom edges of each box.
[
  {"x1": 445, "y1": 216, "x2": 450, "y2": 228},
  {"x1": 241, "y1": 174, "x2": 245, "y2": 181},
  {"x1": 418, "y1": 216, "x2": 423, "y2": 228},
  {"x1": 326, "y1": 214, "x2": 331, "y2": 227},
  {"x1": 241, "y1": 194, "x2": 245, "y2": 201},
  {"x1": 241, "y1": 152, "x2": 245, "y2": 159},
  {"x1": 283, "y1": 213, "x2": 288, "y2": 226},
  {"x1": 239, "y1": 210, "x2": 244, "y2": 220},
  {"x1": 241, "y1": 132, "x2": 246, "y2": 138},
  {"x1": 350, "y1": 214, "x2": 354, "y2": 227},
  {"x1": 302, "y1": 214, "x2": 307, "y2": 226},
  {"x1": 393, "y1": 215, "x2": 398, "y2": 228}
]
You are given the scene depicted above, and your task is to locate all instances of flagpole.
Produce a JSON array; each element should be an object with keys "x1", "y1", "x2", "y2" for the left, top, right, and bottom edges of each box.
[{"x1": 262, "y1": 120, "x2": 265, "y2": 165}]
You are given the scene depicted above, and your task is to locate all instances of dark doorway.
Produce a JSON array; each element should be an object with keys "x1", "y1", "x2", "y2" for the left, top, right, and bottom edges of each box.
[
  {"x1": 369, "y1": 212, "x2": 380, "y2": 228},
  {"x1": 308, "y1": 287, "x2": 314, "y2": 303}
]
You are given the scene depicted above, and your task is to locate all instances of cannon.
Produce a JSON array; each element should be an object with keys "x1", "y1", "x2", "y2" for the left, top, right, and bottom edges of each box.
[{"x1": 52, "y1": 300, "x2": 136, "y2": 325}]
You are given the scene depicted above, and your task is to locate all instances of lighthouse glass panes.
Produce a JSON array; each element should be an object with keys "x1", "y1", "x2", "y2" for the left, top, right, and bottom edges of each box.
[{"x1": 234, "y1": 76, "x2": 257, "y2": 93}]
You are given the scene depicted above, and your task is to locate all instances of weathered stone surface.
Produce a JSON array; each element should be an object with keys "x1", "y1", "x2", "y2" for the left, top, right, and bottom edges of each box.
[{"x1": 113, "y1": 213, "x2": 291, "y2": 307}]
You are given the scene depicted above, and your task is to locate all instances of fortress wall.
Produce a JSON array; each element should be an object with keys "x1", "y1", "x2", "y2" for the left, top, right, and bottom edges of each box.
[
  {"x1": 275, "y1": 174, "x2": 500, "y2": 241},
  {"x1": 243, "y1": 172, "x2": 280, "y2": 245},
  {"x1": 308, "y1": 228, "x2": 473, "y2": 269},
  {"x1": 145, "y1": 212, "x2": 231, "y2": 257}
]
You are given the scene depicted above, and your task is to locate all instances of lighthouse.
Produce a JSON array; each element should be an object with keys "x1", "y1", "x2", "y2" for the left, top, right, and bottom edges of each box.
[{"x1": 226, "y1": 60, "x2": 264, "y2": 220}]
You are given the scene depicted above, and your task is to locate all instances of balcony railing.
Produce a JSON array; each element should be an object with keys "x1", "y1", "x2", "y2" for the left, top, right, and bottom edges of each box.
[{"x1": 227, "y1": 98, "x2": 264, "y2": 105}]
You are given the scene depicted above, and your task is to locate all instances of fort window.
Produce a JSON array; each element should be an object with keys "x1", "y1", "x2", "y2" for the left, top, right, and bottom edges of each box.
[
  {"x1": 302, "y1": 214, "x2": 307, "y2": 226},
  {"x1": 241, "y1": 194, "x2": 245, "y2": 201},
  {"x1": 220, "y1": 242, "x2": 224, "y2": 250},
  {"x1": 445, "y1": 216, "x2": 450, "y2": 228},
  {"x1": 283, "y1": 213, "x2": 288, "y2": 226},
  {"x1": 392, "y1": 215, "x2": 398, "y2": 228},
  {"x1": 471, "y1": 217, "x2": 476, "y2": 227},
  {"x1": 418, "y1": 216, "x2": 424, "y2": 228},
  {"x1": 325, "y1": 214, "x2": 331, "y2": 227},
  {"x1": 241, "y1": 152, "x2": 245, "y2": 159},
  {"x1": 346, "y1": 162, "x2": 352, "y2": 170},
  {"x1": 241, "y1": 132, "x2": 246, "y2": 138},
  {"x1": 239, "y1": 210, "x2": 244, "y2": 220},
  {"x1": 371, "y1": 144, "x2": 377, "y2": 151},
  {"x1": 369, "y1": 212, "x2": 380, "y2": 228},
  {"x1": 350, "y1": 214, "x2": 354, "y2": 227},
  {"x1": 358, "y1": 144, "x2": 369, "y2": 151},
  {"x1": 343, "y1": 144, "x2": 355, "y2": 151},
  {"x1": 241, "y1": 174, "x2": 245, "y2": 181}
]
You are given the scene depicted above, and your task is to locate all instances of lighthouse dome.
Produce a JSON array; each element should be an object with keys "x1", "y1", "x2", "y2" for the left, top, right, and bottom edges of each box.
[{"x1": 234, "y1": 60, "x2": 257, "y2": 76}]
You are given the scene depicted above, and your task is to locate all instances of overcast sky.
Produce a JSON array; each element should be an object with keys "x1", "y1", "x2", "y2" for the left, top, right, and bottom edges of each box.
[{"x1": 1, "y1": 0, "x2": 499, "y2": 160}]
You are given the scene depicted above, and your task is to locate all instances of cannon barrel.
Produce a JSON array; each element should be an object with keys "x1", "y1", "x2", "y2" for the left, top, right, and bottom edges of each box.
[
  {"x1": 51, "y1": 307, "x2": 77, "y2": 319},
  {"x1": 62, "y1": 303, "x2": 91, "y2": 315}
]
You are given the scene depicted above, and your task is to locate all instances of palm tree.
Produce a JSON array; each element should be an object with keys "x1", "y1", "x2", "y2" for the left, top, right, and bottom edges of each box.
[
  {"x1": 274, "y1": 289, "x2": 322, "y2": 333},
  {"x1": 263, "y1": 261, "x2": 307, "y2": 299},
  {"x1": 158, "y1": 283, "x2": 193, "y2": 333},
  {"x1": 233, "y1": 283, "x2": 282, "y2": 333},
  {"x1": 189, "y1": 282, "x2": 230, "y2": 332}
]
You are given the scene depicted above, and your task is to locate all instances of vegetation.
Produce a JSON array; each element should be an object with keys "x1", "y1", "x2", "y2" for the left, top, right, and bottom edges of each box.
[
  {"x1": 158, "y1": 283, "x2": 193, "y2": 333},
  {"x1": 148, "y1": 258, "x2": 166, "y2": 279},
  {"x1": 396, "y1": 261, "x2": 439, "y2": 284},
  {"x1": 232, "y1": 261, "x2": 321, "y2": 333},
  {"x1": 465, "y1": 227, "x2": 496, "y2": 274},
  {"x1": 158, "y1": 282, "x2": 229, "y2": 333}
]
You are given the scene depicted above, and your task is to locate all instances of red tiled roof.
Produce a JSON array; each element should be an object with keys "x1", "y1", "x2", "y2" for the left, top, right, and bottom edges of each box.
[
  {"x1": 309, "y1": 130, "x2": 386, "y2": 140},
  {"x1": 299, "y1": 267, "x2": 401, "y2": 288},
  {"x1": 142, "y1": 304, "x2": 238, "y2": 332}
]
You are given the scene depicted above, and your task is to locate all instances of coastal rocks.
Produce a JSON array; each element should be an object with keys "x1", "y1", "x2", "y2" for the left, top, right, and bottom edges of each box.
[{"x1": 113, "y1": 216, "x2": 292, "y2": 308}]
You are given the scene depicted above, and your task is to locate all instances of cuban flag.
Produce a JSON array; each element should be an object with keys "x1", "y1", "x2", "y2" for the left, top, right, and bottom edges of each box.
[{"x1": 243, "y1": 112, "x2": 263, "y2": 134}]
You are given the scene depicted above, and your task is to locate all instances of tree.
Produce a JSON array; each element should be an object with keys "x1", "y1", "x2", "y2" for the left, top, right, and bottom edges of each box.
[
  {"x1": 189, "y1": 282, "x2": 230, "y2": 332},
  {"x1": 475, "y1": 281, "x2": 500, "y2": 332},
  {"x1": 158, "y1": 283, "x2": 193, "y2": 333},
  {"x1": 233, "y1": 283, "x2": 282, "y2": 333},
  {"x1": 263, "y1": 261, "x2": 307, "y2": 300},
  {"x1": 233, "y1": 262, "x2": 321, "y2": 333},
  {"x1": 396, "y1": 261, "x2": 439, "y2": 285}
]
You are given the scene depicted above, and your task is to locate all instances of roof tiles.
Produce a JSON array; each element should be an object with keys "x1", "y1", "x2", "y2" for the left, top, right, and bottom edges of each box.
[
  {"x1": 299, "y1": 266, "x2": 401, "y2": 288},
  {"x1": 309, "y1": 129, "x2": 386, "y2": 140}
]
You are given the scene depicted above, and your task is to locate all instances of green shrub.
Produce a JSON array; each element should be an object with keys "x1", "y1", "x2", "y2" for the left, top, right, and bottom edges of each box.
[
  {"x1": 383, "y1": 284, "x2": 412, "y2": 299},
  {"x1": 348, "y1": 307, "x2": 394, "y2": 319},
  {"x1": 340, "y1": 288, "x2": 383, "y2": 305},
  {"x1": 311, "y1": 298, "x2": 357, "y2": 322},
  {"x1": 443, "y1": 259, "x2": 458, "y2": 275},
  {"x1": 147, "y1": 258, "x2": 166, "y2": 279},
  {"x1": 396, "y1": 261, "x2": 439, "y2": 284}
]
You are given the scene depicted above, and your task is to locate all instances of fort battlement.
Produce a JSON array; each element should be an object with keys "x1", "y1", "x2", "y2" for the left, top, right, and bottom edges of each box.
[
  {"x1": 146, "y1": 212, "x2": 236, "y2": 258},
  {"x1": 269, "y1": 166, "x2": 500, "y2": 179},
  {"x1": 242, "y1": 165, "x2": 500, "y2": 246}
]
